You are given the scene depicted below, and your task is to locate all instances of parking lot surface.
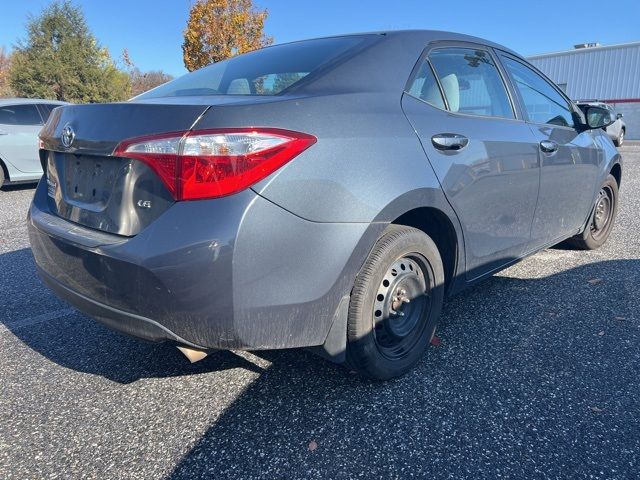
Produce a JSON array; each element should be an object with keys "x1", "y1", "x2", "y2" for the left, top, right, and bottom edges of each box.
[{"x1": 1, "y1": 145, "x2": 639, "y2": 479}]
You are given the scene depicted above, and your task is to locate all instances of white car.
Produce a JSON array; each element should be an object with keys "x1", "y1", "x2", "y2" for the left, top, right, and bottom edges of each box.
[
  {"x1": 0, "y1": 98, "x2": 68, "y2": 187},
  {"x1": 577, "y1": 101, "x2": 626, "y2": 146}
]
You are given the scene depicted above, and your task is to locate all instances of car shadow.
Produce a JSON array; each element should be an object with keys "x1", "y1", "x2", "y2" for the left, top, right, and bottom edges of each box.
[
  {"x1": 0, "y1": 248, "x2": 264, "y2": 383},
  {"x1": 2, "y1": 247, "x2": 639, "y2": 476},
  {"x1": 166, "y1": 257, "x2": 639, "y2": 478},
  {"x1": 1, "y1": 182, "x2": 37, "y2": 192}
]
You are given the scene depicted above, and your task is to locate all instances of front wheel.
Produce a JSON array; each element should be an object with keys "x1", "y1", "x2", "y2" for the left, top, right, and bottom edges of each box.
[
  {"x1": 614, "y1": 129, "x2": 624, "y2": 147},
  {"x1": 346, "y1": 225, "x2": 444, "y2": 380},
  {"x1": 566, "y1": 174, "x2": 619, "y2": 250}
]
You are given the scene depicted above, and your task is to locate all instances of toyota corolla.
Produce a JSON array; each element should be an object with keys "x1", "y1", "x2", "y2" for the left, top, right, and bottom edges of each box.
[{"x1": 28, "y1": 31, "x2": 621, "y2": 379}]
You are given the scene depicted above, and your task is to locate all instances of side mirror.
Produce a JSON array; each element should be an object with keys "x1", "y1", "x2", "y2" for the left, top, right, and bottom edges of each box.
[
  {"x1": 616, "y1": 113, "x2": 623, "y2": 120},
  {"x1": 585, "y1": 106, "x2": 615, "y2": 129}
]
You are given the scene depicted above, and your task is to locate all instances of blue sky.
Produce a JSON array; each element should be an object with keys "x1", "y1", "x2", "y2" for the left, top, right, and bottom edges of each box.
[{"x1": 2, "y1": 0, "x2": 639, "y2": 77}]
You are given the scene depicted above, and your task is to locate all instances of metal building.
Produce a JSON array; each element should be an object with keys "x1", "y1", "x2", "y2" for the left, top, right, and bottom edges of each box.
[{"x1": 528, "y1": 41, "x2": 640, "y2": 139}]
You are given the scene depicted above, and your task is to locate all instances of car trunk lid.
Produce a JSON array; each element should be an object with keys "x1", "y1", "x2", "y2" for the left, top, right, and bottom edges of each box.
[{"x1": 39, "y1": 103, "x2": 209, "y2": 236}]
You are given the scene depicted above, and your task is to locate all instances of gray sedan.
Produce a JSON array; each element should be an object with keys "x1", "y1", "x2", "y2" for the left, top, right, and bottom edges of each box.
[
  {"x1": 28, "y1": 31, "x2": 621, "y2": 379},
  {"x1": 0, "y1": 98, "x2": 68, "y2": 187}
]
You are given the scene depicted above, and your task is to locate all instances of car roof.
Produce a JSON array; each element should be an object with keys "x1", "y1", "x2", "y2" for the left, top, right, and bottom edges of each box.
[
  {"x1": 277, "y1": 29, "x2": 522, "y2": 59},
  {"x1": 301, "y1": 30, "x2": 526, "y2": 96},
  {"x1": 0, "y1": 98, "x2": 70, "y2": 106},
  {"x1": 576, "y1": 101, "x2": 611, "y2": 107}
]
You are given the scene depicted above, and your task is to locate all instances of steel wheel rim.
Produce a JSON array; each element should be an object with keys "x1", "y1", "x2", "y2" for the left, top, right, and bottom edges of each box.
[
  {"x1": 591, "y1": 186, "x2": 614, "y2": 240},
  {"x1": 371, "y1": 254, "x2": 432, "y2": 360}
]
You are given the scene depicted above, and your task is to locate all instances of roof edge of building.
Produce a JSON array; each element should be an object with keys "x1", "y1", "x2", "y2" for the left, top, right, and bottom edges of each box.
[{"x1": 528, "y1": 41, "x2": 640, "y2": 59}]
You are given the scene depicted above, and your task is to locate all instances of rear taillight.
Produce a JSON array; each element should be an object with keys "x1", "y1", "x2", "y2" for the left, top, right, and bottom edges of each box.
[{"x1": 113, "y1": 128, "x2": 316, "y2": 200}]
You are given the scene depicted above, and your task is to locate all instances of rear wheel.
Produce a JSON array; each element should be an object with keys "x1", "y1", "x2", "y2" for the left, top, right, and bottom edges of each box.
[
  {"x1": 346, "y1": 225, "x2": 444, "y2": 380},
  {"x1": 566, "y1": 174, "x2": 618, "y2": 250}
]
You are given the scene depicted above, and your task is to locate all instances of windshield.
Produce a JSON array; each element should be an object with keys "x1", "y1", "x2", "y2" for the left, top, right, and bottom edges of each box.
[{"x1": 136, "y1": 36, "x2": 370, "y2": 99}]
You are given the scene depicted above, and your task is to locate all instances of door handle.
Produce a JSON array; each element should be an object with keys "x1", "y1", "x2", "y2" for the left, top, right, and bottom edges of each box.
[
  {"x1": 431, "y1": 133, "x2": 469, "y2": 151},
  {"x1": 539, "y1": 140, "x2": 558, "y2": 153}
]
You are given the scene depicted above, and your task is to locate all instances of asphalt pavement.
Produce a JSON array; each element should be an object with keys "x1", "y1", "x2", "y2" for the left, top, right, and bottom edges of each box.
[{"x1": 1, "y1": 145, "x2": 639, "y2": 479}]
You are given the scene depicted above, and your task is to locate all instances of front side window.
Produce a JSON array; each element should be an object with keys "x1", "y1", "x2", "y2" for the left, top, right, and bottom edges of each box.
[
  {"x1": 0, "y1": 104, "x2": 42, "y2": 125},
  {"x1": 136, "y1": 36, "x2": 370, "y2": 99},
  {"x1": 427, "y1": 48, "x2": 514, "y2": 119},
  {"x1": 501, "y1": 56, "x2": 575, "y2": 128}
]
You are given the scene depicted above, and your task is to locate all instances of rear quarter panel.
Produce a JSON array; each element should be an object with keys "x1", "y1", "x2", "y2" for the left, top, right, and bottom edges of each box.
[
  {"x1": 193, "y1": 92, "x2": 467, "y2": 347},
  {"x1": 196, "y1": 92, "x2": 447, "y2": 224}
]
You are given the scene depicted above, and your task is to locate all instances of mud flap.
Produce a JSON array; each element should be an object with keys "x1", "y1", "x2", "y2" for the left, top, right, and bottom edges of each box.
[{"x1": 307, "y1": 295, "x2": 350, "y2": 363}]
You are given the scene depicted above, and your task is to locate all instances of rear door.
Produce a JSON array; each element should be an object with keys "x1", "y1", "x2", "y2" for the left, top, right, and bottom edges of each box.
[
  {"x1": 0, "y1": 103, "x2": 44, "y2": 174},
  {"x1": 498, "y1": 54, "x2": 600, "y2": 245},
  {"x1": 402, "y1": 44, "x2": 540, "y2": 280}
]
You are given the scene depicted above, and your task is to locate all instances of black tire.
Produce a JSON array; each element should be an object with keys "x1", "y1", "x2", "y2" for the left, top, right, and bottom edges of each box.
[
  {"x1": 346, "y1": 225, "x2": 445, "y2": 380},
  {"x1": 0, "y1": 164, "x2": 5, "y2": 189},
  {"x1": 614, "y1": 128, "x2": 624, "y2": 147},
  {"x1": 565, "y1": 174, "x2": 619, "y2": 250}
]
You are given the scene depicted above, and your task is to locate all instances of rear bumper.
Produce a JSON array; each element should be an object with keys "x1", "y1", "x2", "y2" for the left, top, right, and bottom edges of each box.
[
  {"x1": 28, "y1": 179, "x2": 380, "y2": 350},
  {"x1": 36, "y1": 265, "x2": 206, "y2": 348}
]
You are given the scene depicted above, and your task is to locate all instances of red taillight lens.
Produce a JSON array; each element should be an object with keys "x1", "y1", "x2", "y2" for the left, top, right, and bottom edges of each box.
[{"x1": 113, "y1": 128, "x2": 316, "y2": 200}]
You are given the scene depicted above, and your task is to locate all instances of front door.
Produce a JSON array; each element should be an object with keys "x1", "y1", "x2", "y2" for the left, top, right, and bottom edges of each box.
[
  {"x1": 498, "y1": 55, "x2": 601, "y2": 245},
  {"x1": 402, "y1": 45, "x2": 540, "y2": 280}
]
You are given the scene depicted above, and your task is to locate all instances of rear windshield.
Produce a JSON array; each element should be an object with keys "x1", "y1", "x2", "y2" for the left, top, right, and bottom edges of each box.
[{"x1": 136, "y1": 36, "x2": 369, "y2": 99}]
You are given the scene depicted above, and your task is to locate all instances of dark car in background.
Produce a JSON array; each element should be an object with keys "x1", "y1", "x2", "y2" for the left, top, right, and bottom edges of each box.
[
  {"x1": 28, "y1": 31, "x2": 622, "y2": 379},
  {"x1": 577, "y1": 100, "x2": 626, "y2": 146}
]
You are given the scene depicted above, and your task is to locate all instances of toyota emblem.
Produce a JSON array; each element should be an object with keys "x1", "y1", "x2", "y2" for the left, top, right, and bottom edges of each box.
[{"x1": 61, "y1": 124, "x2": 75, "y2": 148}]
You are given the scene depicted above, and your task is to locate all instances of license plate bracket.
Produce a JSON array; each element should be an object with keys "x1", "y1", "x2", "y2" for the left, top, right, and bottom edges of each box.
[{"x1": 62, "y1": 154, "x2": 121, "y2": 205}]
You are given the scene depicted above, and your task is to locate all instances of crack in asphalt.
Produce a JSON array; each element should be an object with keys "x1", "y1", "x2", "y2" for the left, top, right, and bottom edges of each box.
[{"x1": 0, "y1": 308, "x2": 76, "y2": 335}]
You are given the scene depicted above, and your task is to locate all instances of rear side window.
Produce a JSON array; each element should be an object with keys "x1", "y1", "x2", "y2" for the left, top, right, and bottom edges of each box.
[
  {"x1": 406, "y1": 61, "x2": 446, "y2": 109},
  {"x1": 136, "y1": 36, "x2": 369, "y2": 99},
  {"x1": 500, "y1": 56, "x2": 575, "y2": 127},
  {"x1": 0, "y1": 104, "x2": 43, "y2": 125},
  {"x1": 428, "y1": 48, "x2": 514, "y2": 119},
  {"x1": 37, "y1": 104, "x2": 58, "y2": 121}
]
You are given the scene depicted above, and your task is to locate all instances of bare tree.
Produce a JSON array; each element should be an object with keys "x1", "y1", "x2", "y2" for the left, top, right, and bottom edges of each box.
[
  {"x1": 0, "y1": 47, "x2": 14, "y2": 97},
  {"x1": 120, "y1": 49, "x2": 173, "y2": 97}
]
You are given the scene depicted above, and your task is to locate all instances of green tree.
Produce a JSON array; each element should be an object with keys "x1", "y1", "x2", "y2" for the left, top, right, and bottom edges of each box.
[
  {"x1": 272, "y1": 72, "x2": 304, "y2": 94},
  {"x1": 8, "y1": 1, "x2": 130, "y2": 102},
  {"x1": 183, "y1": 0, "x2": 272, "y2": 72}
]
